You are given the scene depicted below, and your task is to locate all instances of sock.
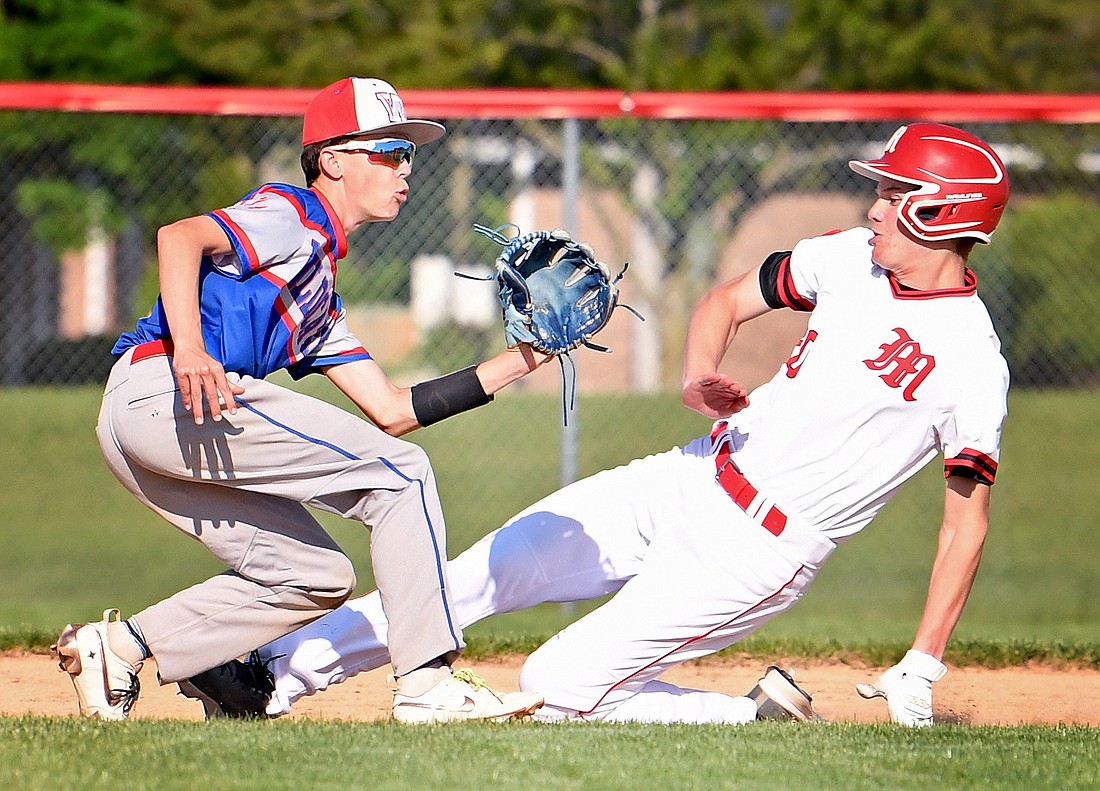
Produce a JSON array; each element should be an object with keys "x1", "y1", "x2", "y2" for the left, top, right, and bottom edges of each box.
[
  {"x1": 123, "y1": 618, "x2": 153, "y2": 660},
  {"x1": 105, "y1": 618, "x2": 150, "y2": 666},
  {"x1": 414, "y1": 654, "x2": 451, "y2": 672}
]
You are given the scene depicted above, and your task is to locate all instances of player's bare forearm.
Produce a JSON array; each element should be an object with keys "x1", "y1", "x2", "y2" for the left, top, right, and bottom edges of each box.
[
  {"x1": 156, "y1": 223, "x2": 207, "y2": 352},
  {"x1": 681, "y1": 269, "x2": 771, "y2": 415},
  {"x1": 910, "y1": 478, "x2": 990, "y2": 659},
  {"x1": 157, "y1": 217, "x2": 243, "y2": 424},
  {"x1": 475, "y1": 344, "x2": 552, "y2": 395},
  {"x1": 394, "y1": 345, "x2": 549, "y2": 434},
  {"x1": 324, "y1": 348, "x2": 550, "y2": 438},
  {"x1": 682, "y1": 286, "x2": 738, "y2": 385},
  {"x1": 325, "y1": 359, "x2": 419, "y2": 436}
]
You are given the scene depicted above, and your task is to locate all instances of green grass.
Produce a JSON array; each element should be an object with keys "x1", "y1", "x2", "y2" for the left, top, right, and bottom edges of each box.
[
  {"x1": 0, "y1": 717, "x2": 1097, "y2": 791},
  {"x1": 1, "y1": 384, "x2": 1097, "y2": 659}
]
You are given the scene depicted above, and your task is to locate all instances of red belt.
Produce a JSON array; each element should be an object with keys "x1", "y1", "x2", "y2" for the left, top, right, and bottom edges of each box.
[
  {"x1": 710, "y1": 422, "x2": 787, "y2": 537},
  {"x1": 130, "y1": 338, "x2": 174, "y2": 364}
]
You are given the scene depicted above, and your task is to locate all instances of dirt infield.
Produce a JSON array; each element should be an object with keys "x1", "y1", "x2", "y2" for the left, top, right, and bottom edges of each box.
[{"x1": 4, "y1": 652, "x2": 1097, "y2": 725}]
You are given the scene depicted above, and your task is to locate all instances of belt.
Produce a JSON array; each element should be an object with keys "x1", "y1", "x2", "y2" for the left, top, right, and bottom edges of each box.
[
  {"x1": 710, "y1": 421, "x2": 787, "y2": 537},
  {"x1": 130, "y1": 338, "x2": 174, "y2": 364}
]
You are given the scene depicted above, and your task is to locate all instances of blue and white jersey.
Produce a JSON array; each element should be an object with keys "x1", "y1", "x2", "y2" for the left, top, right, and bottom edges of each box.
[{"x1": 114, "y1": 183, "x2": 372, "y2": 379}]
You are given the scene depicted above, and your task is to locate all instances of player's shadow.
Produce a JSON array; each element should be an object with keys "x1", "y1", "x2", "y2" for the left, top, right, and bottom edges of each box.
[
  {"x1": 482, "y1": 510, "x2": 615, "y2": 613},
  {"x1": 288, "y1": 509, "x2": 608, "y2": 669}
]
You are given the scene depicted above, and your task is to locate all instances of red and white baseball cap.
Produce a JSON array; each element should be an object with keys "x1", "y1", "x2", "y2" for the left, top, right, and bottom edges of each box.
[{"x1": 302, "y1": 77, "x2": 446, "y2": 147}]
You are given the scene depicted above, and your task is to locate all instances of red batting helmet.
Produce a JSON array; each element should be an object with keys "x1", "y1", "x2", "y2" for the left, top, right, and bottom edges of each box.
[{"x1": 849, "y1": 123, "x2": 1010, "y2": 244}]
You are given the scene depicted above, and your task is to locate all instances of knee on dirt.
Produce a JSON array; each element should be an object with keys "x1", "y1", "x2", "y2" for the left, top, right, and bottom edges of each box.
[{"x1": 519, "y1": 641, "x2": 581, "y2": 710}]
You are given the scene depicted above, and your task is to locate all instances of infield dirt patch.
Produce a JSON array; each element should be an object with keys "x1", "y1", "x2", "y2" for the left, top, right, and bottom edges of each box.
[{"x1": 4, "y1": 652, "x2": 1097, "y2": 726}]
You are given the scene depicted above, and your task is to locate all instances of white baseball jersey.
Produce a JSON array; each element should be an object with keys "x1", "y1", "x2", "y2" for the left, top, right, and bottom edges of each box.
[{"x1": 729, "y1": 226, "x2": 1009, "y2": 540}]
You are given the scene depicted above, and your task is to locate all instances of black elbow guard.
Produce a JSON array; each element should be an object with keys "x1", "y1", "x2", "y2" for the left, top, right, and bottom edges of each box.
[{"x1": 411, "y1": 366, "x2": 493, "y2": 427}]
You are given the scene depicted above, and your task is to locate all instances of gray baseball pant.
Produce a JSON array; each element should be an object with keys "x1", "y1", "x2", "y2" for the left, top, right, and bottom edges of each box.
[{"x1": 95, "y1": 344, "x2": 463, "y2": 682}]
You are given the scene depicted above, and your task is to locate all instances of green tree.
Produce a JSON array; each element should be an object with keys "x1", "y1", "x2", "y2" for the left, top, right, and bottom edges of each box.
[
  {"x1": 134, "y1": 0, "x2": 497, "y2": 87},
  {"x1": 0, "y1": 0, "x2": 182, "y2": 82},
  {"x1": 773, "y1": 0, "x2": 1100, "y2": 92},
  {"x1": 2, "y1": 0, "x2": 1100, "y2": 92},
  {"x1": 4, "y1": 1, "x2": 1100, "y2": 93},
  {"x1": 129, "y1": 1, "x2": 781, "y2": 90},
  {"x1": 129, "y1": 0, "x2": 1100, "y2": 92}
]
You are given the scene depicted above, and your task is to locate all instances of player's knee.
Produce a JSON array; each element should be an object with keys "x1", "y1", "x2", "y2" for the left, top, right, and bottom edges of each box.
[
  {"x1": 330, "y1": 557, "x2": 357, "y2": 603},
  {"x1": 523, "y1": 638, "x2": 615, "y2": 716},
  {"x1": 519, "y1": 643, "x2": 560, "y2": 697},
  {"x1": 521, "y1": 649, "x2": 593, "y2": 719},
  {"x1": 338, "y1": 442, "x2": 440, "y2": 525},
  {"x1": 395, "y1": 441, "x2": 434, "y2": 482},
  {"x1": 518, "y1": 654, "x2": 543, "y2": 695},
  {"x1": 311, "y1": 556, "x2": 356, "y2": 608}
]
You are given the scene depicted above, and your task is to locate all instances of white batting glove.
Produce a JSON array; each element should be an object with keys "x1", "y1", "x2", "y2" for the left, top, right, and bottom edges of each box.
[{"x1": 855, "y1": 649, "x2": 947, "y2": 727}]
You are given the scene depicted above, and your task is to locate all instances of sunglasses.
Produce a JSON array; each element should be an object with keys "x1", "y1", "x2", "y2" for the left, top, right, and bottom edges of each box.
[{"x1": 328, "y1": 138, "x2": 416, "y2": 169}]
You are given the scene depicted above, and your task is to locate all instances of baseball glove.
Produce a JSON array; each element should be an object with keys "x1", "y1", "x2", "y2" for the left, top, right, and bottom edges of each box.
[{"x1": 468, "y1": 224, "x2": 638, "y2": 356}]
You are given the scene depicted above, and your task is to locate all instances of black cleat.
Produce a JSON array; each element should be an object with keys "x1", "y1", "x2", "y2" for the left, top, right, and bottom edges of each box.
[{"x1": 178, "y1": 651, "x2": 277, "y2": 719}]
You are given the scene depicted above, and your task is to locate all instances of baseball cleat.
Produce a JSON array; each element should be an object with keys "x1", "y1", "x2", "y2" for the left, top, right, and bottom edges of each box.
[
  {"x1": 177, "y1": 651, "x2": 276, "y2": 719},
  {"x1": 51, "y1": 608, "x2": 141, "y2": 720},
  {"x1": 746, "y1": 665, "x2": 823, "y2": 722},
  {"x1": 390, "y1": 667, "x2": 544, "y2": 724}
]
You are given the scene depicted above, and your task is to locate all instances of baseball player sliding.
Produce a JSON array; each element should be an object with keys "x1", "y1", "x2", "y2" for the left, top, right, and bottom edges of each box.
[
  {"x1": 51, "y1": 77, "x2": 562, "y2": 723},
  {"x1": 182, "y1": 123, "x2": 1011, "y2": 727}
]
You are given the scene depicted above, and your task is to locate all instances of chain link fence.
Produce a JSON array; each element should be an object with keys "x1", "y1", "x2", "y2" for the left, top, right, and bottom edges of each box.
[{"x1": 1, "y1": 100, "x2": 1097, "y2": 542}]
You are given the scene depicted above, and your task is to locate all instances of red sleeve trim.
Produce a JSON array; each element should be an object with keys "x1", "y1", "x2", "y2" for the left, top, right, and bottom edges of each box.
[
  {"x1": 209, "y1": 209, "x2": 259, "y2": 274},
  {"x1": 760, "y1": 251, "x2": 815, "y2": 311},
  {"x1": 944, "y1": 448, "x2": 997, "y2": 486},
  {"x1": 775, "y1": 255, "x2": 815, "y2": 312}
]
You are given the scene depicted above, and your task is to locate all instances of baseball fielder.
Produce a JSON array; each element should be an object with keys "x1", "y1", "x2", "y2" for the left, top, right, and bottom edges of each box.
[
  {"x1": 52, "y1": 77, "x2": 550, "y2": 723},
  {"x1": 193, "y1": 123, "x2": 1012, "y2": 726}
]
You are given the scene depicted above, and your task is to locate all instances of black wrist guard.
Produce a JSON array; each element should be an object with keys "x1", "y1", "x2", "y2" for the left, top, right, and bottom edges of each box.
[{"x1": 411, "y1": 366, "x2": 493, "y2": 427}]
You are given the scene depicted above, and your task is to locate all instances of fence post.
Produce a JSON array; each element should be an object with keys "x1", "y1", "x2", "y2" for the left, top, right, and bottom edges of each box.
[
  {"x1": 559, "y1": 116, "x2": 581, "y2": 619},
  {"x1": 560, "y1": 117, "x2": 580, "y2": 489}
]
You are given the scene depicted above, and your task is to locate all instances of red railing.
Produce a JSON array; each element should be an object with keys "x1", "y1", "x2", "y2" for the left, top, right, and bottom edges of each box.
[{"x1": 1, "y1": 81, "x2": 1098, "y2": 122}]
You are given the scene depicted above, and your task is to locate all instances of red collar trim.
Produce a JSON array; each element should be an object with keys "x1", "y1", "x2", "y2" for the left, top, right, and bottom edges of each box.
[
  {"x1": 888, "y1": 268, "x2": 977, "y2": 300},
  {"x1": 310, "y1": 187, "x2": 348, "y2": 260}
]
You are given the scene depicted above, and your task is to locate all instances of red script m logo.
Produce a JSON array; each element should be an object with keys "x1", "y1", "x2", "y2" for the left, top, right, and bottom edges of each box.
[{"x1": 863, "y1": 327, "x2": 935, "y2": 401}]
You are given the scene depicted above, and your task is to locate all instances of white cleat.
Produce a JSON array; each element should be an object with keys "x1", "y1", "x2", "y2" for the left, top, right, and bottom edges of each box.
[
  {"x1": 391, "y1": 667, "x2": 544, "y2": 724},
  {"x1": 51, "y1": 608, "x2": 141, "y2": 720}
]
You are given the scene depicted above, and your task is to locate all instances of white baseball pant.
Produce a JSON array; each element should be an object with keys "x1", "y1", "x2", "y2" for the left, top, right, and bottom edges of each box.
[{"x1": 260, "y1": 439, "x2": 835, "y2": 723}]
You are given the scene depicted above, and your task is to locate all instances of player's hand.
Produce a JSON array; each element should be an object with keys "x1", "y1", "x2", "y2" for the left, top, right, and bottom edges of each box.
[
  {"x1": 172, "y1": 347, "x2": 245, "y2": 425},
  {"x1": 682, "y1": 373, "x2": 749, "y2": 418},
  {"x1": 856, "y1": 649, "x2": 947, "y2": 727}
]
